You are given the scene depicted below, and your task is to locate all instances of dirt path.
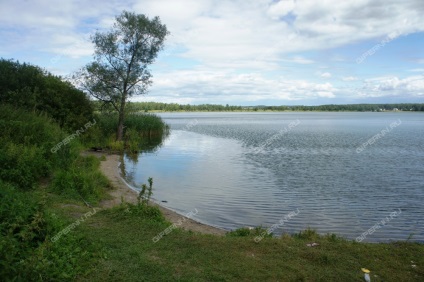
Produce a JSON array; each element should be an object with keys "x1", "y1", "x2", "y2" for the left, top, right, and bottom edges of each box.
[{"x1": 95, "y1": 152, "x2": 226, "y2": 236}]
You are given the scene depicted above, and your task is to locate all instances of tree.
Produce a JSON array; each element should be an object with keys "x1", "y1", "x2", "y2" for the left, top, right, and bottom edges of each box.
[
  {"x1": 0, "y1": 58, "x2": 93, "y2": 131},
  {"x1": 76, "y1": 11, "x2": 169, "y2": 141}
]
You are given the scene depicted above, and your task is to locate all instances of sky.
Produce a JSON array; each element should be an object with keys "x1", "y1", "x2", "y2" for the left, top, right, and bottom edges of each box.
[{"x1": 1, "y1": 0, "x2": 424, "y2": 106}]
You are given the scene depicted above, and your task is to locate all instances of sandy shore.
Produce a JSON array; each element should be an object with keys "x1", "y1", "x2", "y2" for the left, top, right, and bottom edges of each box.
[{"x1": 95, "y1": 152, "x2": 226, "y2": 236}]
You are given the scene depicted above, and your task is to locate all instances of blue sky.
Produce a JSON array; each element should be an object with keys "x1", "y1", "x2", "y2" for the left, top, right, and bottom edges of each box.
[{"x1": 1, "y1": 0, "x2": 423, "y2": 106}]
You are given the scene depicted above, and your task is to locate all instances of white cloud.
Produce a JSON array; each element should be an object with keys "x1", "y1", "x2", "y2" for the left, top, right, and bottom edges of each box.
[
  {"x1": 139, "y1": 69, "x2": 338, "y2": 103},
  {"x1": 1, "y1": 0, "x2": 424, "y2": 104},
  {"x1": 342, "y1": 76, "x2": 358, "y2": 81},
  {"x1": 283, "y1": 56, "x2": 315, "y2": 64},
  {"x1": 359, "y1": 75, "x2": 424, "y2": 97},
  {"x1": 136, "y1": 0, "x2": 424, "y2": 72},
  {"x1": 320, "y1": 72, "x2": 332, "y2": 78},
  {"x1": 267, "y1": 0, "x2": 296, "y2": 20}
]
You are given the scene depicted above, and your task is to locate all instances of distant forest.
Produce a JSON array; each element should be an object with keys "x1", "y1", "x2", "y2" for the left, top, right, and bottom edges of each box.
[{"x1": 107, "y1": 102, "x2": 424, "y2": 112}]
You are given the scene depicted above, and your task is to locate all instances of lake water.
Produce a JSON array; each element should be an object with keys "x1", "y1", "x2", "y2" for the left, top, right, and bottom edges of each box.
[{"x1": 122, "y1": 112, "x2": 424, "y2": 242}]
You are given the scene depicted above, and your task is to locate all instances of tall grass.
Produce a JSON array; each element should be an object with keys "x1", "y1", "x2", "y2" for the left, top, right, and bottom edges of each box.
[
  {"x1": 81, "y1": 113, "x2": 169, "y2": 152},
  {"x1": 50, "y1": 155, "x2": 111, "y2": 203},
  {"x1": 0, "y1": 105, "x2": 78, "y2": 190},
  {"x1": 0, "y1": 104, "x2": 110, "y2": 279}
]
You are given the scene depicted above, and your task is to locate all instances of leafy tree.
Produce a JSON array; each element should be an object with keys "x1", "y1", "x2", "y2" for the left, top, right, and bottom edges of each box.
[{"x1": 75, "y1": 11, "x2": 169, "y2": 141}]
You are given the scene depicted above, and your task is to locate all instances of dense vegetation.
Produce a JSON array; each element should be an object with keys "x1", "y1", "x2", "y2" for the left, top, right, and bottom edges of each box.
[
  {"x1": 0, "y1": 104, "x2": 109, "y2": 279},
  {"x1": 0, "y1": 59, "x2": 93, "y2": 131},
  {"x1": 82, "y1": 113, "x2": 168, "y2": 152},
  {"x1": 123, "y1": 101, "x2": 424, "y2": 112},
  {"x1": 0, "y1": 59, "x2": 168, "y2": 152},
  {"x1": 0, "y1": 59, "x2": 168, "y2": 280}
]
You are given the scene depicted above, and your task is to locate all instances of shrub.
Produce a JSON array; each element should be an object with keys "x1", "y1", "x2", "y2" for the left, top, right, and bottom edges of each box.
[
  {"x1": 0, "y1": 180, "x2": 97, "y2": 280},
  {"x1": 0, "y1": 104, "x2": 78, "y2": 189},
  {"x1": 0, "y1": 181, "x2": 47, "y2": 277},
  {"x1": 110, "y1": 203, "x2": 165, "y2": 223},
  {"x1": 50, "y1": 155, "x2": 110, "y2": 203},
  {"x1": 0, "y1": 58, "x2": 93, "y2": 131}
]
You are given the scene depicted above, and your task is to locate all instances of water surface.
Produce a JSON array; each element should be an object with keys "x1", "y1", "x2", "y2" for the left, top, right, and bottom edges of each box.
[{"x1": 122, "y1": 112, "x2": 424, "y2": 242}]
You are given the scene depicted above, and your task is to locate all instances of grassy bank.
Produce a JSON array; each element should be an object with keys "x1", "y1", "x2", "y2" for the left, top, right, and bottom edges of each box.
[
  {"x1": 43, "y1": 198, "x2": 423, "y2": 281},
  {"x1": 0, "y1": 105, "x2": 111, "y2": 280},
  {"x1": 0, "y1": 102, "x2": 167, "y2": 280}
]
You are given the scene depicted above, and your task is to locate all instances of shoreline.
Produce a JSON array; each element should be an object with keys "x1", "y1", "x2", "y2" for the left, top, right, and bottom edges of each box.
[{"x1": 96, "y1": 152, "x2": 227, "y2": 236}]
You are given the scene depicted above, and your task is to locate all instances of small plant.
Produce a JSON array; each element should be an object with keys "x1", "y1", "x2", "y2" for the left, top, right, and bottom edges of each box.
[
  {"x1": 137, "y1": 177, "x2": 154, "y2": 205},
  {"x1": 147, "y1": 177, "x2": 153, "y2": 201},
  {"x1": 293, "y1": 227, "x2": 319, "y2": 240},
  {"x1": 108, "y1": 140, "x2": 125, "y2": 152},
  {"x1": 226, "y1": 226, "x2": 272, "y2": 237}
]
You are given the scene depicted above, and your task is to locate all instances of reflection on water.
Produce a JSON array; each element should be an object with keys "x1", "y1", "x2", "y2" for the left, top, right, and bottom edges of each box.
[
  {"x1": 120, "y1": 129, "x2": 168, "y2": 182},
  {"x1": 122, "y1": 112, "x2": 424, "y2": 242}
]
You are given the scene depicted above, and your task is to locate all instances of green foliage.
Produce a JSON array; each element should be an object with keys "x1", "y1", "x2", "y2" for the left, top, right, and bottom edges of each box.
[
  {"x1": 0, "y1": 58, "x2": 93, "y2": 131},
  {"x1": 0, "y1": 106, "x2": 108, "y2": 280},
  {"x1": 81, "y1": 113, "x2": 168, "y2": 152},
  {"x1": 0, "y1": 105, "x2": 78, "y2": 190},
  {"x1": 75, "y1": 208, "x2": 424, "y2": 281},
  {"x1": 324, "y1": 232, "x2": 345, "y2": 242},
  {"x1": 51, "y1": 155, "x2": 110, "y2": 203},
  {"x1": 137, "y1": 177, "x2": 154, "y2": 205},
  {"x1": 76, "y1": 11, "x2": 169, "y2": 141},
  {"x1": 25, "y1": 232, "x2": 97, "y2": 280},
  {"x1": 227, "y1": 226, "x2": 272, "y2": 238},
  {"x1": 0, "y1": 143, "x2": 48, "y2": 190},
  {"x1": 115, "y1": 101, "x2": 424, "y2": 112},
  {"x1": 0, "y1": 181, "x2": 45, "y2": 277},
  {"x1": 0, "y1": 181, "x2": 95, "y2": 280},
  {"x1": 111, "y1": 203, "x2": 165, "y2": 222},
  {"x1": 293, "y1": 227, "x2": 320, "y2": 240}
]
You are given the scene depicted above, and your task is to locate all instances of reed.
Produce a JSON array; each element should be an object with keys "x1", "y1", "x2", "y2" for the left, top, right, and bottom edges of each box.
[{"x1": 81, "y1": 113, "x2": 169, "y2": 152}]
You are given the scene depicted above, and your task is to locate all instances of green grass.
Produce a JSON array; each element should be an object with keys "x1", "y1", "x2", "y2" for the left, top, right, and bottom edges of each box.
[
  {"x1": 69, "y1": 205, "x2": 423, "y2": 282},
  {"x1": 50, "y1": 155, "x2": 112, "y2": 204},
  {"x1": 0, "y1": 105, "x2": 110, "y2": 280}
]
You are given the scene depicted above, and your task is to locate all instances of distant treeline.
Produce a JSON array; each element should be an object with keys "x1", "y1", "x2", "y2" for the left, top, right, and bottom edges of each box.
[{"x1": 116, "y1": 102, "x2": 424, "y2": 112}]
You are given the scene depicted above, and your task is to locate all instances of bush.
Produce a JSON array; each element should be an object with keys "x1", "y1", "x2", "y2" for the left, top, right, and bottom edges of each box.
[
  {"x1": 0, "y1": 58, "x2": 93, "y2": 131},
  {"x1": 50, "y1": 155, "x2": 110, "y2": 203},
  {"x1": 109, "y1": 203, "x2": 165, "y2": 223},
  {"x1": 0, "y1": 181, "x2": 97, "y2": 280},
  {"x1": 0, "y1": 104, "x2": 79, "y2": 190},
  {"x1": 0, "y1": 181, "x2": 47, "y2": 277},
  {"x1": 0, "y1": 143, "x2": 48, "y2": 190}
]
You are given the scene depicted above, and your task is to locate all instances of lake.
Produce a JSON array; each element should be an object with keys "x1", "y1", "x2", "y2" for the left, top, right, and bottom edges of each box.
[{"x1": 122, "y1": 112, "x2": 424, "y2": 242}]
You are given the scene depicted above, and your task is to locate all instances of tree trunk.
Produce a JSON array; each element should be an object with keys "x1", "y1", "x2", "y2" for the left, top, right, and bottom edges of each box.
[{"x1": 116, "y1": 92, "x2": 127, "y2": 141}]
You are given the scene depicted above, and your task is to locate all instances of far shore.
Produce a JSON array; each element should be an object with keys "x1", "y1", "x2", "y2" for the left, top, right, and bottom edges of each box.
[{"x1": 92, "y1": 152, "x2": 226, "y2": 236}]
